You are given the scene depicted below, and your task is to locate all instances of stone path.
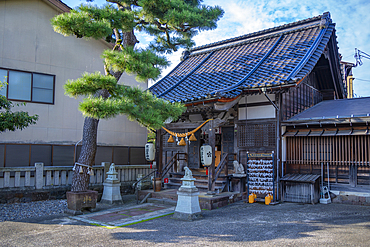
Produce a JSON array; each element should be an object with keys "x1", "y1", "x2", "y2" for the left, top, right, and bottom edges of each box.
[{"x1": 71, "y1": 203, "x2": 175, "y2": 227}]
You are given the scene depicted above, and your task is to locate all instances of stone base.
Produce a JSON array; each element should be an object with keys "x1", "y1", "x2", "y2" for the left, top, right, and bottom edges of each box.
[
  {"x1": 66, "y1": 190, "x2": 98, "y2": 212},
  {"x1": 172, "y1": 211, "x2": 203, "y2": 221},
  {"x1": 100, "y1": 199, "x2": 124, "y2": 205},
  {"x1": 101, "y1": 182, "x2": 123, "y2": 204},
  {"x1": 175, "y1": 190, "x2": 201, "y2": 215}
]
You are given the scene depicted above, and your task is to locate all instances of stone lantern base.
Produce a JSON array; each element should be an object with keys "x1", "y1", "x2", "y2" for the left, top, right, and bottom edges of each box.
[
  {"x1": 101, "y1": 180, "x2": 123, "y2": 205},
  {"x1": 173, "y1": 167, "x2": 202, "y2": 221}
]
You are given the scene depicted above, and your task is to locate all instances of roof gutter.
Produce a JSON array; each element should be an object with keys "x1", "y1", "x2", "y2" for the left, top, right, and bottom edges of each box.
[
  {"x1": 282, "y1": 116, "x2": 370, "y2": 126},
  {"x1": 285, "y1": 26, "x2": 327, "y2": 81},
  {"x1": 43, "y1": 0, "x2": 71, "y2": 12}
]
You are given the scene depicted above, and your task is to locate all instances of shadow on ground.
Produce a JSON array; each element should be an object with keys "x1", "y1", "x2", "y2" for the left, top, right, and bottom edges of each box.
[{"x1": 109, "y1": 202, "x2": 370, "y2": 244}]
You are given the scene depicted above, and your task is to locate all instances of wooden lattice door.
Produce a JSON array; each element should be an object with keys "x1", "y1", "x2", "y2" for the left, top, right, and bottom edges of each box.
[{"x1": 222, "y1": 127, "x2": 234, "y2": 169}]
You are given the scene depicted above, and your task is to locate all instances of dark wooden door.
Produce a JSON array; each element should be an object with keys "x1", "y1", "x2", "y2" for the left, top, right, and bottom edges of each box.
[
  {"x1": 188, "y1": 130, "x2": 200, "y2": 169},
  {"x1": 222, "y1": 127, "x2": 234, "y2": 169}
]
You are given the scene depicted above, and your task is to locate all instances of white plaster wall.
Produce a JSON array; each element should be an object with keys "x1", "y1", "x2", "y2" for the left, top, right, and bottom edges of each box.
[
  {"x1": 0, "y1": 0, "x2": 147, "y2": 146},
  {"x1": 238, "y1": 94, "x2": 276, "y2": 120},
  {"x1": 247, "y1": 94, "x2": 275, "y2": 103},
  {"x1": 247, "y1": 105, "x2": 276, "y2": 119}
]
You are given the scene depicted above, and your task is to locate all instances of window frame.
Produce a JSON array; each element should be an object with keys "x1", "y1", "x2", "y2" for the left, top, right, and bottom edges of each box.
[{"x1": 0, "y1": 67, "x2": 55, "y2": 104}]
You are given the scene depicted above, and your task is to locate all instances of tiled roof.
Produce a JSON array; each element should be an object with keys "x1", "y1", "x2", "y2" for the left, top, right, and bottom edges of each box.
[
  {"x1": 285, "y1": 97, "x2": 370, "y2": 122},
  {"x1": 150, "y1": 12, "x2": 337, "y2": 103}
]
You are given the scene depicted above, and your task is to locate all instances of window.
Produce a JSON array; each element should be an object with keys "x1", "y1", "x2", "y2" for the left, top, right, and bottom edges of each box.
[
  {"x1": 238, "y1": 122, "x2": 276, "y2": 148},
  {"x1": 0, "y1": 68, "x2": 54, "y2": 104}
]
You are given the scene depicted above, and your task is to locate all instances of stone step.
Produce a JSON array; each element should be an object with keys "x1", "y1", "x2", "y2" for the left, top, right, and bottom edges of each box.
[
  {"x1": 164, "y1": 182, "x2": 226, "y2": 193},
  {"x1": 168, "y1": 177, "x2": 226, "y2": 185},
  {"x1": 169, "y1": 173, "x2": 229, "y2": 182}
]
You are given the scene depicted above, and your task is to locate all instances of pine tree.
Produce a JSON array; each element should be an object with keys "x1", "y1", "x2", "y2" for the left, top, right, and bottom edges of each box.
[{"x1": 51, "y1": 0, "x2": 224, "y2": 192}]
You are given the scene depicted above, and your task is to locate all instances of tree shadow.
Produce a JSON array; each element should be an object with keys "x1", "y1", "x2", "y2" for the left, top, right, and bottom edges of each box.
[{"x1": 109, "y1": 202, "x2": 370, "y2": 244}]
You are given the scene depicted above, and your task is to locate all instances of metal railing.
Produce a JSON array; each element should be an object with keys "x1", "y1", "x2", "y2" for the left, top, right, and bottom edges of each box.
[
  {"x1": 162, "y1": 152, "x2": 187, "y2": 178},
  {"x1": 133, "y1": 169, "x2": 157, "y2": 204}
]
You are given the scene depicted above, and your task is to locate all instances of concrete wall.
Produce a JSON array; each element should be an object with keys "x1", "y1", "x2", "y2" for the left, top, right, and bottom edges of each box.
[{"x1": 0, "y1": 0, "x2": 147, "y2": 146}]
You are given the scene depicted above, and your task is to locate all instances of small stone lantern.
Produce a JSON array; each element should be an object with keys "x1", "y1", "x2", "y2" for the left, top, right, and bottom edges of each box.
[
  {"x1": 173, "y1": 167, "x2": 202, "y2": 221},
  {"x1": 101, "y1": 163, "x2": 123, "y2": 204}
]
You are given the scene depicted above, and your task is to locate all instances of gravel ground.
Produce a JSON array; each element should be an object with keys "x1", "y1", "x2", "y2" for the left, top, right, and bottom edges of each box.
[
  {"x1": 0, "y1": 200, "x2": 68, "y2": 222},
  {"x1": 0, "y1": 194, "x2": 137, "y2": 222}
]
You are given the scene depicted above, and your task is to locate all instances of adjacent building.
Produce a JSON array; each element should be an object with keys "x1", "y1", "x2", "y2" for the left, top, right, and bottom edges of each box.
[{"x1": 0, "y1": 0, "x2": 147, "y2": 167}]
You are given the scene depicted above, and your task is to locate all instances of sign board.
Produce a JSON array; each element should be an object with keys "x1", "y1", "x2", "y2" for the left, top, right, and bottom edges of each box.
[{"x1": 247, "y1": 152, "x2": 275, "y2": 199}]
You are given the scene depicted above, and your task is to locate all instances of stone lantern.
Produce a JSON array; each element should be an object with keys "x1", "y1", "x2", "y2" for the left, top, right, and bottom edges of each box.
[{"x1": 101, "y1": 163, "x2": 123, "y2": 204}]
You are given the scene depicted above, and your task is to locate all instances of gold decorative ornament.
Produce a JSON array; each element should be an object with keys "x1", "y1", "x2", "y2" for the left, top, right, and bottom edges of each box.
[
  {"x1": 179, "y1": 138, "x2": 186, "y2": 146},
  {"x1": 167, "y1": 135, "x2": 175, "y2": 143},
  {"x1": 189, "y1": 133, "x2": 197, "y2": 141}
]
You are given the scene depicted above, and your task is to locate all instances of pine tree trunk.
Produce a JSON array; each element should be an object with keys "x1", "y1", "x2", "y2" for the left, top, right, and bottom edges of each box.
[
  {"x1": 71, "y1": 117, "x2": 99, "y2": 192},
  {"x1": 71, "y1": 3, "x2": 137, "y2": 191}
]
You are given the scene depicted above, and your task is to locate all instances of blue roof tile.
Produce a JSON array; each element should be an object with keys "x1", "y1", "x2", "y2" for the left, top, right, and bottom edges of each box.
[{"x1": 149, "y1": 12, "x2": 338, "y2": 103}]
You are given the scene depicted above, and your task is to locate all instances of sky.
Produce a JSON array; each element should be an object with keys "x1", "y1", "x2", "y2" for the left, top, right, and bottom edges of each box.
[{"x1": 62, "y1": 0, "x2": 370, "y2": 97}]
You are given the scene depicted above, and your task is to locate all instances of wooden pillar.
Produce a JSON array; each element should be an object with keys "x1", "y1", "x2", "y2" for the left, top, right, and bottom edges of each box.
[
  {"x1": 207, "y1": 120, "x2": 216, "y2": 194},
  {"x1": 155, "y1": 129, "x2": 163, "y2": 179},
  {"x1": 277, "y1": 92, "x2": 282, "y2": 201}
]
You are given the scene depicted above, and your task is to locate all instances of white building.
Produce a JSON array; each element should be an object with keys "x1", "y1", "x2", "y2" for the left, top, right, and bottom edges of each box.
[{"x1": 0, "y1": 0, "x2": 148, "y2": 167}]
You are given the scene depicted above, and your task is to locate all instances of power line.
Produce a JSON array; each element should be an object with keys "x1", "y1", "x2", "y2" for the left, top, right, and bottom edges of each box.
[{"x1": 355, "y1": 78, "x2": 370, "y2": 82}]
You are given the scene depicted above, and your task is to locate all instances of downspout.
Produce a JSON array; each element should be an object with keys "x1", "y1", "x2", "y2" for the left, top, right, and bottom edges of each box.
[{"x1": 261, "y1": 88, "x2": 280, "y2": 201}]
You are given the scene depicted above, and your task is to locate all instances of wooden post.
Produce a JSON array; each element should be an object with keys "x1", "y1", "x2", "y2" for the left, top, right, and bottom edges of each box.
[
  {"x1": 207, "y1": 120, "x2": 216, "y2": 194},
  {"x1": 154, "y1": 129, "x2": 163, "y2": 191}
]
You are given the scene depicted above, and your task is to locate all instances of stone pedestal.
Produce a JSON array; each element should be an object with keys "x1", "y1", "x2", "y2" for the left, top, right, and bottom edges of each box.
[
  {"x1": 101, "y1": 163, "x2": 123, "y2": 205},
  {"x1": 66, "y1": 190, "x2": 98, "y2": 215},
  {"x1": 173, "y1": 167, "x2": 202, "y2": 221},
  {"x1": 232, "y1": 174, "x2": 246, "y2": 193}
]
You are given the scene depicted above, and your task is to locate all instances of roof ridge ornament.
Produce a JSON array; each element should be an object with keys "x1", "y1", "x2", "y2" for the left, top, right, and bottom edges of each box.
[
  {"x1": 320, "y1": 12, "x2": 331, "y2": 29},
  {"x1": 180, "y1": 50, "x2": 190, "y2": 61}
]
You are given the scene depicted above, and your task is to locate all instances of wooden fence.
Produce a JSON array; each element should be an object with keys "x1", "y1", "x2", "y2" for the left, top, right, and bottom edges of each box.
[
  {"x1": 0, "y1": 162, "x2": 155, "y2": 190},
  {"x1": 285, "y1": 134, "x2": 370, "y2": 186}
]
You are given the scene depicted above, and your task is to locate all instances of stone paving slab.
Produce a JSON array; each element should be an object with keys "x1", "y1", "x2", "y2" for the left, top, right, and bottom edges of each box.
[{"x1": 71, "y1": 203, "x2": 174, "y2": 228}]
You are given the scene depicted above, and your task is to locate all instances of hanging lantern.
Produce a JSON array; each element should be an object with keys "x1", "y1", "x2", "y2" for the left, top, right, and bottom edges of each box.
[
  {"x1": 167, "y1": 135, "x2": 174, "y2": 143},
  {"x1": 179, "y1": 138, "x2": 186, "y2": 146},
  {"x1": 189, "y1": 133, "x2": 197, "y2": 141},
  {"x1": 145, "y1": 143, "x2": 155, "y2": 161},
  {"x1": 201, "y1": 145, "x2": 212, "y2": 166},
  {"x1": 79, "y1": 165, "x2": 83, "y2": 174},
  {"x1": 89, "y1": 168, "x2": 94, "y2": 176}
]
